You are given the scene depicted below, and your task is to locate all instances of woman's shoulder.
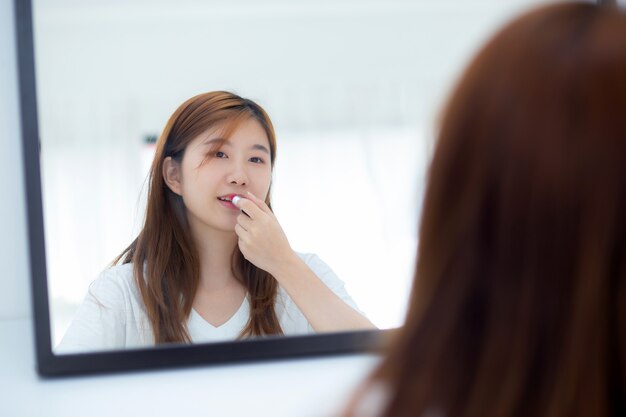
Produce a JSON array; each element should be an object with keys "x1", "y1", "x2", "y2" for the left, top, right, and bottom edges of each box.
[
  {"x1": 56, "y1": 263, "x2": 149, "y2": 353},
  {"x1": 88, "y1": 263, "x2": 141, "y2": 303},
  {"x1": 94, "y1": 262, "x2": 136, "y2": 285}
]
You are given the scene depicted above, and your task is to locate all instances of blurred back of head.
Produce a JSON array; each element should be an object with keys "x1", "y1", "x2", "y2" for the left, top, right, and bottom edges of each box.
[{"x1": 348, "y1": 3, "x2": 626, "y2": 417}]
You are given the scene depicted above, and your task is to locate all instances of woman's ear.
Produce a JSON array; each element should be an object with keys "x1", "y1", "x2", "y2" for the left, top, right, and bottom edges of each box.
[{"x1": 163, "y1": 156, "x2": 183, "y2": 196}]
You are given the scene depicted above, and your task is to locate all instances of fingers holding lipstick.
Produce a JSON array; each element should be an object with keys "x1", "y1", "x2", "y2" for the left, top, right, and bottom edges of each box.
[
  {"x1": 232, "y1": 192, "x2": 293, "y2": 275},
  {"x1": 243, "y1": 191, "x2": 274, "y2": 215},
  {"x1": 232, "y1": 192, "x2": 273, "y2": 220}
]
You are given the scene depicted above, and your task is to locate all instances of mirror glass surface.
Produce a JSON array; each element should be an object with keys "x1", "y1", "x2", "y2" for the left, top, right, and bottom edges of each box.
[{"x1": 32, "y1": 0, "x2": 549, "y2": 353}]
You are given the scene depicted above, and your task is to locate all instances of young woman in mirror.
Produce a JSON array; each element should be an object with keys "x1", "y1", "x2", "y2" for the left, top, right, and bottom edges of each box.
[
  {"x1": 57, "y1": 91, "x2": 375, "y2": 353},
  {"x1": 343, "y1": 2, "x2": 626, "y2": 416}
]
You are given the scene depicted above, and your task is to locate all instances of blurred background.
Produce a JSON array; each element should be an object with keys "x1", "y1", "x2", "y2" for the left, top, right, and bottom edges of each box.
[{"x1": 33, "y1": 0, "x2": 561, "y2": 346}]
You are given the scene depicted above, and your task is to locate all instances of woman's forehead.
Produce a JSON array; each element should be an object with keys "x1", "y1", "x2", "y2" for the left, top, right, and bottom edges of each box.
[
  {"x1": 197, "y1": 115, "x2": 246, "y2": 137},
  {"x1": 190, "y1": 117, "x2": 270, "y2": 151}
]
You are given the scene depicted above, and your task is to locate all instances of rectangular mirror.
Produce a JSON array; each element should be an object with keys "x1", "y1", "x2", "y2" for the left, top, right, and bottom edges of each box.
[{"x1": 17, "y1": 0, "x2": 551, "y2": 376}]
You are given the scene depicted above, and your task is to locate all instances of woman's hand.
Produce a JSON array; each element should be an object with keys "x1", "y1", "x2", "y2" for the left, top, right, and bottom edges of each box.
[{"x1": 233, "y1": 191, "x2": 297, "y2": 276}]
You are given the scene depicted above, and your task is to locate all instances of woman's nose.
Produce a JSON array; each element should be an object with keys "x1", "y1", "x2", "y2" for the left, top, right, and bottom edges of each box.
[{"x1": 227, "y1": 166, "x2": 248, "y2": 186}]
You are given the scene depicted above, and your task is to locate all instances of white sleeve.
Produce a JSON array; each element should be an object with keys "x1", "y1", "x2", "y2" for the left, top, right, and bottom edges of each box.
[
  {"x1": 277, "y1": 253, "x2": 367, "y2": 335},
  {"x1": 55, "y1": 270, "x2": 128, "y2": 354},
  {"x1": 299, "y1": 253, "x2": 364, "y2": 314}
]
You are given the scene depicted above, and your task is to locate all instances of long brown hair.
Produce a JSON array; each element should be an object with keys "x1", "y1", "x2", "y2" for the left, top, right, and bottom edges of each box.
[
  {"x1": 113, "y1": 91, "x2": 283, "y2": 343},
  {"x1": 346, "y1": 3, "x2": 626, "y2": 416}
]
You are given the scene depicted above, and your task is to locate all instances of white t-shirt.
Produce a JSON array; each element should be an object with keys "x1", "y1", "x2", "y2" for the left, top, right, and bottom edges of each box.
[{"x1": 56, "y1": 252, "x2": 361, "y2": 354}]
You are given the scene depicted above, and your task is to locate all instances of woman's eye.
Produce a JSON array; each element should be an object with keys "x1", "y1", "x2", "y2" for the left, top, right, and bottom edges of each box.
[
  {"x1": 250, "y1": 157, "x2": 264, "y2": 164},
  {"x1": 215, "y1": 151, "x2": 227, "y2": 158}
]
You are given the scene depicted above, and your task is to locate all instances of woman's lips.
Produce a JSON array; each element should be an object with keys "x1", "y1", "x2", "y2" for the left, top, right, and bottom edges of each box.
[
  {"x1": 217, "y1": 194, "x2": 241, "y2": 210},
  {"x1": 218, "y1": 193, "x2": 241, "y2": 202},
  {"x1": 217, "y1": 199, "x2": 238, "y2": 210}
]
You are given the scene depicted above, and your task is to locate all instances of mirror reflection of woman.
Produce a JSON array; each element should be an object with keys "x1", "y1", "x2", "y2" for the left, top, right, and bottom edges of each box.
[{"x1": 57, "y1": 91, "x2": 375, "y2": 353}]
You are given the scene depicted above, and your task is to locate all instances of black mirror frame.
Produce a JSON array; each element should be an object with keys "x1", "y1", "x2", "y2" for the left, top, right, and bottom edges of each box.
[{"x1": 14, "y1": 0, "x2": 386, "y2": 377}]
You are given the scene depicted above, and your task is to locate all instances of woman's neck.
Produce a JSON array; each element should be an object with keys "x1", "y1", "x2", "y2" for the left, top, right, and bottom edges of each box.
[{"x1": 190, "y1": 224, "x2": 240, "y2": 291}]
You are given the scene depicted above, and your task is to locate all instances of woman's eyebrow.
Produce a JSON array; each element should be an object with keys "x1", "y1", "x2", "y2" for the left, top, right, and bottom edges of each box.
[
  {"x1": 203, "y1": 138, "x2": 269, "y2": 154},
  {"x1": 252, "y1": 144, "x2": 270, "y2": 154}
]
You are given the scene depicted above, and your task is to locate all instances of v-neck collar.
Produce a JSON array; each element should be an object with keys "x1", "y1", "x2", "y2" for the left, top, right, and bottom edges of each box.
[{"x1": 188, "y1": 296, "x2": 250, "y2": 342}]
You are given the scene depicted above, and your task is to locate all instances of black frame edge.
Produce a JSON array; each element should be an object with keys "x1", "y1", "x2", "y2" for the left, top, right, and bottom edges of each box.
[
  {"x1": 40, "y1": 330, "x2": 388, "y2": 378},
  {"x1": 14, "y1": 0, "x2": 54, "y2": 375}
]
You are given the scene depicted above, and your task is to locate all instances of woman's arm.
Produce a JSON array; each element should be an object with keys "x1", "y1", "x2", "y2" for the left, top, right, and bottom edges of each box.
[
  {"x1": 233, "y1": 192, "x2": 377, "y2": 332},
  {"x1": 272, "y1": 252, "x2": 377, "y2": 332}
]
